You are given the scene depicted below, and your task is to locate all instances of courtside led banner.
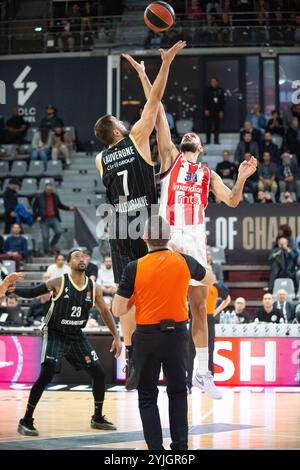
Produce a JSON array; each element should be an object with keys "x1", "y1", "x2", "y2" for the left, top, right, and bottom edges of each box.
[
  {"x1": 0, "y1": 336, "x2": 42, "y2": 383},
  {"x1": 117, "y1": 337, "x2": 300, "y2": 386}
]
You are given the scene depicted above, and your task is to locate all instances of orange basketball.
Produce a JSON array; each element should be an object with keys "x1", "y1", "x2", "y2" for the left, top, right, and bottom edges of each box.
[{"x1": 144, "y1": 1, "x2": 175, "y2": 33}]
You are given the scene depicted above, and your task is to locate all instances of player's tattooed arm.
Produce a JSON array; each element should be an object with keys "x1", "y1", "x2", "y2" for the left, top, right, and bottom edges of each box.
[
  {"x1": 210, "y1": 156, "x2": 258, "y2": 207},
  {"x1": 94, "y1": 284, "x2": 122, "y2": 358},
  {"x1": 123, "y1": 54, "x2": 178, "y2": 171}
]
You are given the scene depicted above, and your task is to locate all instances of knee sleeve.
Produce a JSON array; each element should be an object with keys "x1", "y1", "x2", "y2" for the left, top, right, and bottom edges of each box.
[
  {"x1": 28, "y1": 361, "x2": 56, "y2": 407},
  {"x1": 37, "y1": 361, "x2": 56, "y2": 387},
  {"x1": 85, "y1": 362, "x2": 105, "y2": 402}
]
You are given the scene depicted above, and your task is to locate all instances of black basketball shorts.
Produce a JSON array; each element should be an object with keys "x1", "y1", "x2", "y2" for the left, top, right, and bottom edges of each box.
[{"x1": 41, "y1": 327, "x2": 100, "y2": 372}]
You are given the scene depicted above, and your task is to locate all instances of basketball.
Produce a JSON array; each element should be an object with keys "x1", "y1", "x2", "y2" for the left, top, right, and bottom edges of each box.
[{"x1": 144, "y1": 1, "x2": 175, "y2": 33}]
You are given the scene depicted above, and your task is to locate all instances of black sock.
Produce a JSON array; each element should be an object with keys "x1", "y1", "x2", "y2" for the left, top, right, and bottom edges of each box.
[
  {"x1": 94, "y1": 401, "x2": 103, "y2": 420},
  {"x1": 24, "y1": 403, "x2": 35, "y2": 422},
  {"x1": 126, "y1": 345, "x2": 133, "y2": 360}
]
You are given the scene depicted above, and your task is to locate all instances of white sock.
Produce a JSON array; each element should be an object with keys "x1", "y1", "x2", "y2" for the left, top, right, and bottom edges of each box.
[{"x1": 196, "y1": 347, "x2": 209, "y2": 375}]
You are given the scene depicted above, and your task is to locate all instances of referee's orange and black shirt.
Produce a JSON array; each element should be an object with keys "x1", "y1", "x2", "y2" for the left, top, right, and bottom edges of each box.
[{"x1": 117, "y1": 248, "x2": 206, "y2": 325}]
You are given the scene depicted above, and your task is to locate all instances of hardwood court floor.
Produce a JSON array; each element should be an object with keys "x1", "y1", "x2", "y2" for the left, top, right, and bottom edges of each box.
[{"x1": 0, "y1": 386, "x2": 300, "y2": 450}]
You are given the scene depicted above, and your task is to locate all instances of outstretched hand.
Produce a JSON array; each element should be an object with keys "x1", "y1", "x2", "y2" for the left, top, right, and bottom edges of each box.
[
  {"x1": 122, "y1": 54, "x2": 145, "y2": 76},
  {"x1": 238, "y1": 156, "x2": 258, "y2": 180},
  {"x1": 160, "y1": 40, "x2": 187, "y2": 65}
]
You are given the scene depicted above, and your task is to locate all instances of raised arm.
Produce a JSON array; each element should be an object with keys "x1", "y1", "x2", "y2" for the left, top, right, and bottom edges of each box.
[
  {"x1": 210, "y1": 156, "x2": 258, "y2": 207},
  {"x1": 94, "y1": 284, "x2": 122, "y2": 358},
  {"x1": 129, "y1": 41, "x2": 186, "y2": 162},
  {"x1": 123, "y1": 54, "x2": 178, "y2": 172}
]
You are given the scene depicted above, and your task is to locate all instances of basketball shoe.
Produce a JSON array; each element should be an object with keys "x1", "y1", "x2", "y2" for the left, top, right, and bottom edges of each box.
[
  {"x1": 91, "y1": 415, "x2": 117, "y2": 430},
  {"x1": 192, "y1": 370, "x2": 222, "y2": 399},
  {"x1": 17, "y1": 418, "x2": 39, "y2": 436}
]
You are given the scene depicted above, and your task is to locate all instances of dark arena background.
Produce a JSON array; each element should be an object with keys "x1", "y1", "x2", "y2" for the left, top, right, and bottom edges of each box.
[{"x1": 0, "y1": 0, "x2": 300, "y2": 456}]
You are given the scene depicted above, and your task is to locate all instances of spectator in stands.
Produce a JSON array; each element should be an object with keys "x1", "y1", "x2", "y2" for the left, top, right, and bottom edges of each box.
[
  {"x1": 274, "y1": 224, "x2": 296, "y2": 250},
  {"x1": 291, "y1": 103, "x2": 300, "y2": 122},
  {"x1": 66, "y1": 3, "x2": 82, "y2": 51},
  {"x1": 232, "y1": 297, "x2": 251, "y2": 324},
  {"x1": 215, "y1": 150, "x2": 236, "y2": 188},
  {"x1": 0, "y1": 235, "x2": 13, "y2": 265},
  {"x1": 266, "y1": 109, "x2": 284, "y2": 137},
  {"x1": 201, "y1": 13, "x2": 219, "y2": 45},
  {"x1": 3, "y1": 223, "x2": 27, "y2": 271},
  {"x1": 52, "y1": 127, "x2": 72, "y2": 167},
  {"x1": 4, "y1": 107, "x2": 27, "y2": 145},
  {"x1": 39, "y1": 105, "x2": 64, "y2": 131},
  {"x1": 32, "y1": 183, "x2": 74, "y2": 255},
  {"x1": 251, "y1": 10, "x2": 268, "y2": 45},
  {"x1": 81, "y1": 2, "x2": 95, "y2": 49},
  {"x1": 277, "y1": 151, "x2": 300, "y2": 201},
  {"x1": 3, "y1": 178, "x2": 19, "y2": 234},
  {"x1": 294, "y1": 14, "x2": 300, "y2": 45},
  {"x1": 246, "y1": 103, "x2": 266, "y2": 132},
  {"x1": 206, "y1": 248, "x2": 224, "y2": 281},
  {"x1": 97, "y1": 255, "x2": 116, "y2": 307},
  {"x1": 275, "y1": 289, "x2": 296, "y2": 323},
  {"x1": 206, "y1": 1, "x2": 222, "y2": 13},
  {"x1": 186, "y1": 0, "x2": 205, "y2": 20},
  {"x1": 26, "y1": 273, "x2": 51, "y2": 327},
  {"x1": 261, "y1": 131, "x2": 280, "y2": 164},
  {"x1": 218, "y1": 12, "x2": 231, "y2": 44},
  {"x1": 286, "y1": 117, "x2": 300, "y2": 166},
  {"x1": 256, "y1": 189, "x2": 272, "y2": 203},
  {"x1": 204, "y1": 77, "x2": 225, "y2": 144},
  {"x1": 254, "y1": 293, "x2": 284, "y2": 323},
  {"x1": 296, "y1": 253, "x2": 300, "y2": 291},
  {"x1": 240, "y1": 120, "x2": 261, "y2": 145},
  {"x1": 281, "y1": 191, "x2": 294, "y2": 203},
  {"x1": 97, "y1": 255, "x2": 116, "y2": 293},
  {"x1": 83, "y1": 249, "x2": 98, "y2": 281},
  {"x1": 5, "y1": 295, "x2": 23, "y2": 326},
  {"x1": 234, "y1": 132, "x2": 259, "y2": 162},
  {"x1": 268, "y1": 237, "x2": 297, "y2": 290},
  {"x1": 257, "y1": 151, "x2": 278, "y2": 197},
  {"x1": 46, "y1": 253, "x2": 69, "y2": 278},
  {"x1": 31, "y1": 128, "x2": 52, "y2": 170}
]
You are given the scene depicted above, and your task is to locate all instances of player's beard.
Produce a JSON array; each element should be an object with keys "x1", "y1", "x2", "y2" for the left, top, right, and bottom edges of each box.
[
  {"x1": 75, "y1": 266, "x2": 86, "y2": 273},
  {"x1": 180, "y1": 142, "x2": 199, "y2": 153}
]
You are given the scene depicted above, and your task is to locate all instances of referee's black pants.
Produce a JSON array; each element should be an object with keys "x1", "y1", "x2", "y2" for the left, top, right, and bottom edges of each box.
[{"x1": 133, "y1": 323, "x2": 189, "y2": 451}]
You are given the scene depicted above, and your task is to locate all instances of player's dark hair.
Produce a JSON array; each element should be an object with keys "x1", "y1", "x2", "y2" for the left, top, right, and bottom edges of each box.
[
  {"x1": 67, "y1": 248, "x2": 83, "y2": 263},
  {"x1": 94, "y1": 114, "x2": 115, "y2": 146},
  {"x1": 144, "y1": 215, "x2": 171, "y2": 247},
  {"x1": 83, "y1": 249, "x2": 91, "y2": 256}
]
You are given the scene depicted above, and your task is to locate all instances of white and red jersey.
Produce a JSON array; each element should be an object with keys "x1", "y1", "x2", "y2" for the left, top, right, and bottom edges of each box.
[{"x1": 159, "y1": 154, "x2": 211, "y2": 229}]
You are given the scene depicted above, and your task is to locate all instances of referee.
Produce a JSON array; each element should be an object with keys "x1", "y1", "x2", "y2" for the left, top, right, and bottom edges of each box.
[{"x1": 113, "y1": 216, "x2": 216, "y2": 450}]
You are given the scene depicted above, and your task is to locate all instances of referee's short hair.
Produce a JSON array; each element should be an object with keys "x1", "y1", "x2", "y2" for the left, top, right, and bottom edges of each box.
[
  {"x1": 67, "y1": 248, "x2": 83, "y2": 263},
  {"x1": 144, "y1": 215, "x2": 171, "y2": 247}
]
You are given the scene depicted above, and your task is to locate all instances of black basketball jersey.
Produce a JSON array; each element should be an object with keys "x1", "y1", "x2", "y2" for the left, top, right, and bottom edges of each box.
[
  {"x1": 98, "y1": 135, "x2": 157, "y2": 215},
  {"x1": 44, "y1": 274, "x2": 95, "y2": 335}
]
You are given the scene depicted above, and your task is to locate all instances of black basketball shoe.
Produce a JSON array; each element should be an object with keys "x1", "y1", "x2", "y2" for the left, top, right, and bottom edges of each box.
[
  {"x1": 124, "y1": 357, "x2": 138, "y2": 391},
  {"x1": 17, "y1": 418, "x2": 39, "y2": 436},
  {"x1": 90, "y1": 415, "x2": 117, "y2": 431}
]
